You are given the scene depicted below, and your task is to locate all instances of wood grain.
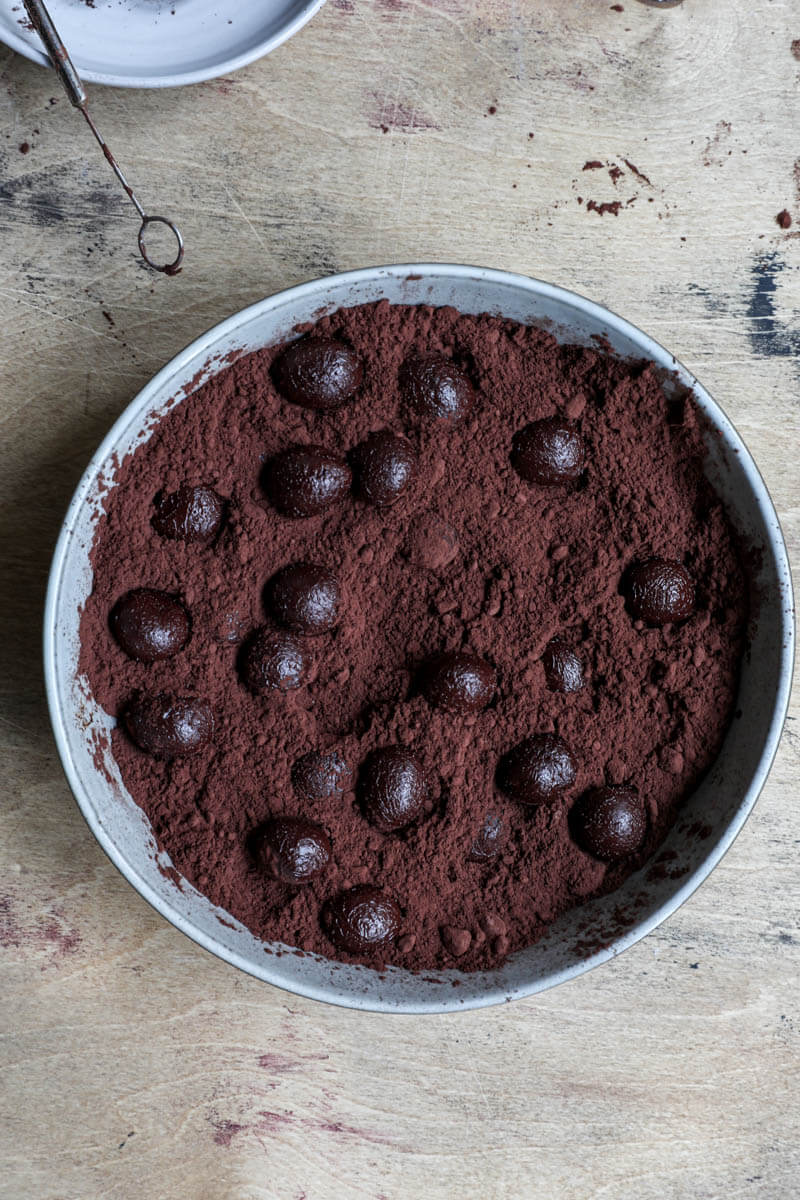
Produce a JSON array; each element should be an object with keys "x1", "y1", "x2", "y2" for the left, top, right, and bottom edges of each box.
[{"x1": 1, "y1": 0, "x2": 798, "y2": 1196}]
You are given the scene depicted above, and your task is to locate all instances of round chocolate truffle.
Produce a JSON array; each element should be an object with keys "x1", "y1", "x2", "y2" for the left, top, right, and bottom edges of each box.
[
  {"x1": 263, "y1": 445, "x2": 352, "y2": 518},
  {"x1": 401, "y1": 353, "x2": 474, "y2": 424},
  {"x1": 511, "y1": 417, "x2": 585, "y2": 485},
  {"x1": 265, "y1": 563, "x2": 341, "y2": 635},
  {"x1": 291, "y1": 749, "x2": 354, "y2": 802},
  {"x1": 241, "y1": 626, "x2": 311, "y2": 693},
  {"x1": 420, "y1": 651, "x2": 495, "y2": 714},
  {"x1": 468, "y1": 813, "x2": 505, "y2": 863},
  {"x1": 272, "y1": 337, "x2": 363, "y2": 410},
  {"x1": 625, "y1": 558, "x2": 695, "y2": 625},
  {"x1": 321, "y1": 885, "x2": 401, "y2": 953},
  {"x1": 359, "y1": 746, "x2": 428, "y2": 833},
  {"x1": 350, "y1": 430, "x2": 416, "y2": 507},
  {"x1": 123, "y1": 693, "x2": 214, "y2": 759},
  {"x1": 152, "y1": 484, "x2": 224, "y2": 545},
  {"x1": 254, "y1": 816, "x2": 331, "y2": 883},
  {"x1": 570, "y1": 786, "x2": 647, "y2": 861},
  {"x1": 542, "y1": 639, "x2": 584, "y2": 694},
  {"x1": 403, "y1": 513, "x2": 459, "y2": 571},
  {"x1": 111, "y1": 589, "x2": 190, "y2": 662},
  {"x1": 498, "y1": 734, "x2": 577, "y2": 805}
]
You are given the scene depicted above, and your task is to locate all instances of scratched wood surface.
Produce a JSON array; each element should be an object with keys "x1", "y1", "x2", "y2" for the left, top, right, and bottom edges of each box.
[{"x1": 1, "y1": 1, "x2": 799, "y2": 1196}]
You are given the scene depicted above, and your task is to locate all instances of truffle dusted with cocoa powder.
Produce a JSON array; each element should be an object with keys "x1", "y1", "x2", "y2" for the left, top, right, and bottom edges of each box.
[
  {"x1": 468, "y1": 813, "x2": 505, "y2": 863},
  {"x1": 291, "y1": 748, "x2": 354, "y2": 802},
  {"x1": 401, "y1": 353, "x2": 475, "y2": 423},
  {"x1": 403, "y1": 513, "x2": 459, "y2": 570},
  {"x1": 497, "y1": 734, "x2": 577, "y2": 805},
  {"x1": 511, "y1": 417, "x2": 585, "y2": 486},
  {"x1": 321, "y1": 886, "x2": 402, "y2": 954},
  {"x1": 272, "y1": 337, "x2": 363, "y2": 410},
  {"x1": 152, "y1": 484, "x2": 225, "y2": 545},
  {"x1": 111, "y1": 589, "x2": 190, "y2": 662},
  {"x1": 420, "y1": 651, "x2": 496, "y2": 714},
  {"x1": 350, "y1": 430, "x2": 416, "y2": 507},
  {"x1": 570, "y1": 786, "x2": 646, "y2": 861},
  {"x1": 123, "y1": 693, "x2": 214, "y2": 758},
  {"x1": 265, "y1": 563, "x2": 342, "y2": 635},
  {"x1": 359, "y1": 746, "x2": 428, "y2": 832},
  {"x1": 542, "y1": 640, "x2": 584, "y2": 693},
  {"x1": 263, "y1": 445, "x2": 352, "y2": 518},
  {"x1": 240, "y1": 627, "x2": 311, "y2": 693},
  {"x1": 625, "y1": 558, "x2": 695, "y2": 625},
  {"x1": 254, "y1": 816, "x2": 331, "y2": 884}
]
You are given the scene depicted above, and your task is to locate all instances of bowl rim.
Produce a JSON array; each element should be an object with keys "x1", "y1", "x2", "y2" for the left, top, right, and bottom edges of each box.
[
  {"x1": 2, "y1": 0, "x2": 326, "y2": 89},
  {"x1": 43, "y1": 262, "x2": 796, "y2": 1013}
]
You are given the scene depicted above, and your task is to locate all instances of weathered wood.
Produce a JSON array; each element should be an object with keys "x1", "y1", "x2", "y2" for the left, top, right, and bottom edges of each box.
[{"x1": 1, "y1": 1, "x2": 798, "y2": 1195}]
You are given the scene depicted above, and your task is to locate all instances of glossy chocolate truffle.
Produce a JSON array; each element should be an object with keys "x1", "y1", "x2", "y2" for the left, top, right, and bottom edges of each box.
[
  {"x1": 401, "y1": 353, "x2": 475, "y2": 423},
  {"x1": 263, "y1": 445, "x2": 352, "y2": 518},
  {"x1": 625, "y1": 558, "x2": 695, "y2": 625},
  {"x1": 511, "y1": 417, "x2": 585, "y2": 485},
  {"x1": 321, "y1": 885, "x2": 401, "y2": 953},
  {"x1": 123, "y1": 693, "x2": 213, "y2": 758},
  {"x1": 152, "y1": 484, "x2": 224, "y2": 544},
  {"x1": 241, "y1": 626, "x2": 311, "y2": 693},
  {"x1": 265, "y1": 563, "x2": 341, "y2": 635},
  {"x1": 359, "y1": 746, "x2": 428, "y2": 832},
  {"x1": 498, "y1": 734, "x2": 577, "y2": 805},
  {"x1": 468, "y1": 813, "x2": 505, "y2": 863},
  {"x1": 111, "y1": 589, "x2": 190, "y2": 662},
  {"x1": 420, "y1": 651, "x2": 495, "y2": 714},
  {"x1": 350, "y1": 430, "x2": 416, "y2": 507},
  {"x1": 291, "y1": 749, "x2": 355, "y2": 802},
  {"x1": 254, "y1": 816, "x2": 331, "y2": 883},
  {"x1": 542, "y1": 639, "x2": 584, "y2": 693},
  {"x1": 570, "y1": 786, "x2": 646, "y2": 861},
  {"x1": 272, "y1": 337, "x2": 363, "y2": 410}
]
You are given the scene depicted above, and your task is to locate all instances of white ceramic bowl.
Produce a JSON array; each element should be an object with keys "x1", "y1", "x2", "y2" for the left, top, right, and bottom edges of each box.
[
  {"x1": 1, "y1": 0, "x2": 325, "y2": 89},
  {"x1": 44, "y1": 265, "x2": 794, "y2": 1013}
]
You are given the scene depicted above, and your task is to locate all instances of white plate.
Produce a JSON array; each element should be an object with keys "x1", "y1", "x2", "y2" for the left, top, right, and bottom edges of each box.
[
  {"x1": 1, "y1": 0, "x2": 325, "y2": 88},
  {"x1": 44, "y1": 264, "x2": 795, "y2": 1013}
]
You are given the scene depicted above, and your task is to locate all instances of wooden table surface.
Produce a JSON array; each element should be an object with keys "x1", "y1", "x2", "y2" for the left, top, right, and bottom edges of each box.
[{"x1": 1, "y1": 1, "x2": 798, "y2": 1196}]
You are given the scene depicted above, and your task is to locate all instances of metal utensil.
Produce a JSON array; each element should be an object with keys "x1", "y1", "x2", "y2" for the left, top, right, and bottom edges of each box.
[{"x1": 22, "y1": 0, "x2": 184, "y2": 275}]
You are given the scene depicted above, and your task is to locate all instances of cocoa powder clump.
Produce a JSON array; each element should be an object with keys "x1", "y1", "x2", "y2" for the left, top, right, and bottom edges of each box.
[{"x1": 79, "y1": 301, "x2": 747, "y2": 972}]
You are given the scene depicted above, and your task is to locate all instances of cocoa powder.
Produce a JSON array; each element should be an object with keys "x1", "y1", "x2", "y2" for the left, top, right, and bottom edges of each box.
[{"x1": 78, "y1": 301, "x2": 747, "y2": 972}]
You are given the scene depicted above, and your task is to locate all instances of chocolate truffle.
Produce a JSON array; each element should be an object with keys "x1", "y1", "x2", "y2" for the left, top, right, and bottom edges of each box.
[
  {"x1": 511, "y1": 417, "x2": 585, "y2": 485},
  {"x1": 254, "y1": 816, "x2": 331, "y2": 883},
  {"x1": 152, "y1": 484, "x2": 224, "y2": 544},
  {"x1": 401, "y1": 353, "x2": 475, "y2": 423},
  {"x1": 272, "y1": 337, "x2": 363, "y2": 410},
  {"x1": 241, "y1": 626, "x2": 311, "y2": 693},
  {"x1": 265, "y1": 563, "x2": 341, "y2": 635},
  {"x1": 359, "y1": 746, "x2": 428, "y2": 832},
  {"x1": 350, "y1": 430, "x2": 416, "y2": 507},
  {"x1": 420, "y1": 651, "x2": 495, "y2": 714},
  {"x1": 111, "y1": 589, "x2": 190, "y2": 662},
  {"x1": 291, "y1": 749, "x2": 355, "y2": 801},
  {"x1": 625, "y1": 558, "x2": 695, "y2": 625},
  {"x1": 498, "y1": 734, "x2": 577, "y2": 805},
  {"x1": 123, "y1": 693, "x2": 214, "y2": 758},
  {"x1": 263, "y1": 445, "x2": 352, "y2": 518},
  {"x1": 570, "y1": 786, "x2": 646, "y2": 860},
  {"x1": 321, "y1": 885, "x2": 401, "y2": 953},
  {"x1": 468, "y1": 813, "x2": 505, "y2": 863},
  {"x1": 542, "y1": 639, "x2": 584, "y2": 693},
  {"x1": 403, "y1": 513, "x2": 459, "y2": 570}
]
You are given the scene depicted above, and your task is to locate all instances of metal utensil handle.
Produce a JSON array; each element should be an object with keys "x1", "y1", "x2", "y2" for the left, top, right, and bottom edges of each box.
[
  {"x1": 22, "y1": 0, "x2": 86, "y2": 107},
  {"x1": 20, "y1": 0, "x2": 184, "y2": 274}
]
